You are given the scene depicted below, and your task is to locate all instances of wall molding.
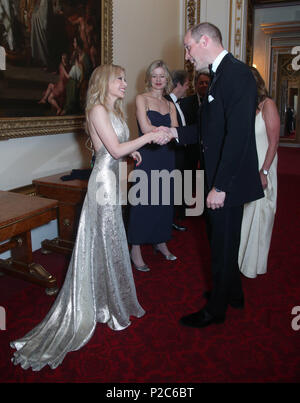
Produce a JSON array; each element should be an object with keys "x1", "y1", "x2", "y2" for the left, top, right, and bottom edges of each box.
[
  {"x1": 184, "y1": 0, "x2": 201, "y2": 90},
  {"x1": 229, "y1": 0, "x2": 247, "y2": 62}
]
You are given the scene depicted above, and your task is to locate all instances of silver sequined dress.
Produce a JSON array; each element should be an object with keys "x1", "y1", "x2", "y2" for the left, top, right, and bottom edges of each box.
[{"x1": 10, "y1": 112, "x2": 145, "y2": 371}]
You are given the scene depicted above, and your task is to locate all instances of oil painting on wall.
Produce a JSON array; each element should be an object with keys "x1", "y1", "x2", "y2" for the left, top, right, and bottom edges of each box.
[{"x1": 0, "y1": 0, "x2": 112, "y2": 139}]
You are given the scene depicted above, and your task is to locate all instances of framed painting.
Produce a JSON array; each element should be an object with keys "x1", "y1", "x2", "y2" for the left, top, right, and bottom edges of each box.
[{"x1": 0, "y1": 0, "x2": 113, "y2": 140}]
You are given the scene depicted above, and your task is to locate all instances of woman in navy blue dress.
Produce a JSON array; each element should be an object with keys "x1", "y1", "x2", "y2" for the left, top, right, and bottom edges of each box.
[{"x1": 127, "y1": 60, "x2": 178, "y2": 271}]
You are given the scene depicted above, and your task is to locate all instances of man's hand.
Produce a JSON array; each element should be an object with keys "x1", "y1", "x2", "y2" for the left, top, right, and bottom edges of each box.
[
  {"x1": 206, "y1": 187, "x2": 226, "y2": 209},
  {"x1": 155, "y1": 126, "x2": 178, "y2": 140},
  {"x1": 151, "y1": 128, "x2": 174, "y2": 145}
]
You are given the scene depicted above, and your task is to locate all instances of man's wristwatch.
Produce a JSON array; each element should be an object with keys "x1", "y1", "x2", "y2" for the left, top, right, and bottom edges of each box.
[
  {"x1": 262, "y1": 169, "x2": 269, "y2": 176},
  {"x1": 215, "y1": 187, "x2": 223, "y2": 193}
]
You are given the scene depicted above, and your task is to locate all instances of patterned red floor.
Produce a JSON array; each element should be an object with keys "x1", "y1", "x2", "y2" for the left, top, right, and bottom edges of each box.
[{"x1": 0, "y1": 147, "x2": 299, "y2": 383}]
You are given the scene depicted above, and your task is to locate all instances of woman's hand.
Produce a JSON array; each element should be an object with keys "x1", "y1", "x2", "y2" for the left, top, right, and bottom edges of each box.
[
  {"x1": 259, "y1": 169, "x2": 268, "y2": 190},
  {"x1": 130, "y1": 151, "x2": 142, "y2": 166}
]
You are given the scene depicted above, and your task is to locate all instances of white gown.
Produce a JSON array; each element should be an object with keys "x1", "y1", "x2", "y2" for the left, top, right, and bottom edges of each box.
[
  {"x1": 10, "y1": 112, "x2": 145, "y2": 371},
  {"x1": 31, "y1": 0, "x2": 52, "y2": 66},
  {"x1": 238, "y1": 108, "x2": 277, "y2": 278}
]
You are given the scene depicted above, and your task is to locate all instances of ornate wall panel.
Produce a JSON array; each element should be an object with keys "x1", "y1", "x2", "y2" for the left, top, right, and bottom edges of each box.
[
  {"x1": 228, "y1": 0, "x2": 247, "y2": 62},
  {"x1": 184, "y1": 0, "x2": 201, "y2": 90}
]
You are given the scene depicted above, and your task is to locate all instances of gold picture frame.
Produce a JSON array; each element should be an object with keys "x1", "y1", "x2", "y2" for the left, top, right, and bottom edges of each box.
[
  {"x1": 184, "y1": 0, "x2": 201, "y2": 93},
  {"x1": 0, "y1": 0, "x2": 113, "y2": 140}
]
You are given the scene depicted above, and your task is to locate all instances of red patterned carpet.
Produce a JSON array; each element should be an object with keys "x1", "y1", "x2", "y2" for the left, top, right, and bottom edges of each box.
[{"x1": 0, "y1": 146, "x2": 299, "y2": 383}]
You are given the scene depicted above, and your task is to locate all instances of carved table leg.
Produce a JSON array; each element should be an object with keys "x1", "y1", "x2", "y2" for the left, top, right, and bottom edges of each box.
[
  {"x1": 0, "y1": 232, "x2": 58, "y2": 295},
  {"x1": 41, "y1": 237, "x2": 74, "y2": 255}
]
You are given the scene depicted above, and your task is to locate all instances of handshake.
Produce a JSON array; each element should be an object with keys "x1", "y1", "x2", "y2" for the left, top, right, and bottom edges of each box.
[{"x1": 149, "y1": 126, "x2": 177, "y2": 146}]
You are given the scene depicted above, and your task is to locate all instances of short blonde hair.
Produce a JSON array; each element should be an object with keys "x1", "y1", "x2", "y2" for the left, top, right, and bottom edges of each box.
[
  {"x1": 85, "y1": 64, "x2": 126, "y2": 121},
  {"x1": 144, "y1": 60, "x2": 173, "y2": 94}
]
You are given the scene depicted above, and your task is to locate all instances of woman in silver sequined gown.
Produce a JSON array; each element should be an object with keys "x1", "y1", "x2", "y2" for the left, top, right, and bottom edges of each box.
[{"x1": 10, "y1": 65, "x2": 169, "y2": 371}]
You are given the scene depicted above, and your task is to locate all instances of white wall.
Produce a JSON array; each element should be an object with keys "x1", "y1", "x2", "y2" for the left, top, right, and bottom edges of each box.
[
  {"x1": 200, "y1": 0, "x2": 231, "y2": 50},
  {"x1": 113, "y1": 0, "x2": 184, "y2": 135},
  {"x1": 0, "y1": 133, "x2": 91, "y2": 190}
]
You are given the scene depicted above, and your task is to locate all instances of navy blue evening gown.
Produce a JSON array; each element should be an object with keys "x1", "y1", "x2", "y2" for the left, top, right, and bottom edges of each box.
[{"x1": 127, "y1": 110, "x2": 175, "y2": 244}]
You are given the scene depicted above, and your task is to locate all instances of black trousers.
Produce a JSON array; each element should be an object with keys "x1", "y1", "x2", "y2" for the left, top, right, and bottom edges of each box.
[
  {"x1": 174, "y1": 146, "x2": 187, "y2": 219},
  {"x1": 204, "y1": 204, "x2": 244, "y2": 317}
]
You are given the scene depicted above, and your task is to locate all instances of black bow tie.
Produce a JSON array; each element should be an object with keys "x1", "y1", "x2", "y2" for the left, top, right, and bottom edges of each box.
[{"x1": 208, "y1": 64, "x2": 215, "y2": 78}]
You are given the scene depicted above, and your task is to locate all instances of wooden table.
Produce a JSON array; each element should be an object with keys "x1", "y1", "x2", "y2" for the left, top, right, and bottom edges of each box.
[
  {"x1": 33, "y1": 172, "x2": 88, "y2": 255},
  {"x1": 0, "y1": 191, "x2": 59, "y2": 295}
]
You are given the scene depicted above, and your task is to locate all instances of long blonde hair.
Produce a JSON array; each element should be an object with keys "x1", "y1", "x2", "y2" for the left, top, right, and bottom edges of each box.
[
  {"x1": 85, "y1": 64, "x2": 126, "y2": 125},
  {"x1": 144, "y1": 60, "x2": 173, "y2": 94}
]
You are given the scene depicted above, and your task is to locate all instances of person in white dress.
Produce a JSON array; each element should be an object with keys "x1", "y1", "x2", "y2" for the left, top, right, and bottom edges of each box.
[
  {"x1": 10, "y1": 64, "x2": 169, "y2": 371},
  {"x1": 238, "y1": 67, "x2": 280, "y2": 278},
  {"x1": 30, "y1": 0, "x2": 53, "y2": 67}
]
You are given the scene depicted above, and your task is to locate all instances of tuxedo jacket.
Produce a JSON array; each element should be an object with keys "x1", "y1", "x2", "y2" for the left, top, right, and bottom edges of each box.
[
  {"x1": 164, "y1": 94, "x2": 186, "y2": 166},
  {"x1": 180, "y1": 94, "x2": 199, "y2": 125},
  {"x1": 177, "y1": 53, "x2": 264, "y2": 207},
  {"x1": 164, "y1": 94, "x2": 184, "y2": 127}
]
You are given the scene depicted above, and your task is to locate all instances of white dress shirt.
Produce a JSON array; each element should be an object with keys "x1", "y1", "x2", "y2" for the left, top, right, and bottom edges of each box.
[
  {"x1": 169, "y1": 92, "x2": 186, "y2": 126},
  {"x1": 211, "y1": 49, "x2": 228, "y2": 73}
]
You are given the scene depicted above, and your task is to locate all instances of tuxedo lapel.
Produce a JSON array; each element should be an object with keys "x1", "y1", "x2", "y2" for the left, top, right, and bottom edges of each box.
[
  {"x1": 164, "y1": 94, "x2": 184, "y2": 126},
  {"x1": 176, "y1": 104, "x2": 184, "y2": 127},
  {"x1": 208, "y1": 72, "x2": 220, "y2": 93},
  {"x1": 215, "y1": 52, "x2": 234, "y2": 74},
  {"x1": 208, "y1": 53, "x2": 233, "y2": 93}
]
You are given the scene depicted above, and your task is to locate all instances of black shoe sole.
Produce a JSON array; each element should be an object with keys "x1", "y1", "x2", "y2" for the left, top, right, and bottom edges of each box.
[{"x1": 172, "y1": 226, "x2": 187, "y2": 232}]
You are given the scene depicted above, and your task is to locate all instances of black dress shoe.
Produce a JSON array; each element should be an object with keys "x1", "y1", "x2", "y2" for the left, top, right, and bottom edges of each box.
[
  {"x1": 172, "y1": 222, "x2": 187, "y2": 231},
  {"x1": 180, "y1": 308, "x2": 225, "y2": 328},
  {"x1": 203, "y1": 291, "x2": 245, "y2": 309}
]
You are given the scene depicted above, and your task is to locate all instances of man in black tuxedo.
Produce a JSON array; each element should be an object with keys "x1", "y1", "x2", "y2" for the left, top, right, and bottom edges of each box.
[
  {"x1": 164, "y1": 22, "x2": 264, "y2": 328},
  {"x1": 180, "y1": 70, "x2": 211, "y2": 189},
  {"x1": 165, "y1": 70, "x2": 189, "y2": 231},
  {"x1": 181, "y1": 70, "x2": 210, "y2": 125}
]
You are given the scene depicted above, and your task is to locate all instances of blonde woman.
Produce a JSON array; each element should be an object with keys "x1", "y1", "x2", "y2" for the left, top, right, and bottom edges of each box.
[
  {"x1": 127, "y1": 60, "x2": 178, "y2": 271},
  {"x1": 10, "y1": 64, "x2": 167, "y2": 371}
]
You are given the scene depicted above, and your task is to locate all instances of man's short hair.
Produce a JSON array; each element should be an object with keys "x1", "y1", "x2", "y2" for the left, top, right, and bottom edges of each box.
[
  {"x1": 171, "y1": 70, "x2": 188, "y2": 87},
  {"x1": 190, "y1": 22, "x2": 222, "y2": 45}
]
